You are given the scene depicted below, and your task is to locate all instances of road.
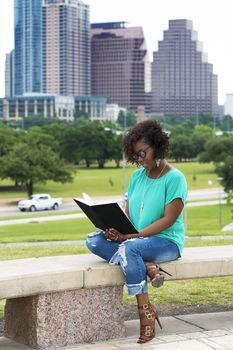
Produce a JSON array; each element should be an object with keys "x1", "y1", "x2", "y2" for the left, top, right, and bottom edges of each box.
[
  {"x1": 0, "y1": 188, "x2": 226, "y2": 220},
  {"x1": 0, "y1": 199, "x2": 228, "y2": 227},
  {"x1": 0, "y1": 195, "x2": 125, "y2": 218}
]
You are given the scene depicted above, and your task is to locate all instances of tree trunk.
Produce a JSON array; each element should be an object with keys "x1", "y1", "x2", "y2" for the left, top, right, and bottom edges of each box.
[
  {"x1": 115, "y1": 160, "x2": 120, "y2": 168},
  {"x1": 26, "y1": 180, "x2": 34, "y2": 197},
  {"x1": 98, "y1": 159, "x2": 105, "y2": 169}
]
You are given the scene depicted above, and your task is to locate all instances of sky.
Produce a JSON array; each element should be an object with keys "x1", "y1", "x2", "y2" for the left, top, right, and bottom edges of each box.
[{"x1": 0, "y1": 0, "x2": 233, "y2": 105}]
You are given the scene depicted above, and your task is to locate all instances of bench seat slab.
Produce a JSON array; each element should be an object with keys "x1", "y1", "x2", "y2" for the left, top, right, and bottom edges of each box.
[{"x1": 4, "y1": 286, "x2": 124, "y2": 350}]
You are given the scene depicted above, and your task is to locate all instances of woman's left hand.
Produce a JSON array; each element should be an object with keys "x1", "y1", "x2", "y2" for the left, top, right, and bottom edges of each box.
[{"x1": 105, "y1": 228, "x2": 126, "y2": 242}]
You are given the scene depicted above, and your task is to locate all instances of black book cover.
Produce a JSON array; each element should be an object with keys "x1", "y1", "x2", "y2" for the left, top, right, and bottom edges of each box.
[{"x1": 73, "y1": 198, "x2": 138, "y2": 234}]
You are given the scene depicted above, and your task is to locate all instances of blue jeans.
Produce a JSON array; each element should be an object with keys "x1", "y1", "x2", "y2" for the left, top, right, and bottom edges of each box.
[{"x1": 86, "y1": 230, "x2": 180, "y2": 296}]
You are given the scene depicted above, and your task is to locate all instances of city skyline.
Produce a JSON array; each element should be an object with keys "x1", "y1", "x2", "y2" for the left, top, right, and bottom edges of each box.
[{"x1": 1, "y1": 0, "x2": 233, "y2": 105}]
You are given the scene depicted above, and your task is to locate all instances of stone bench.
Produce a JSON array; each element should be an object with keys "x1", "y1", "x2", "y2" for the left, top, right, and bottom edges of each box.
[{"x1": 1, "y1": 245, "x2": 233, "y2": 350}]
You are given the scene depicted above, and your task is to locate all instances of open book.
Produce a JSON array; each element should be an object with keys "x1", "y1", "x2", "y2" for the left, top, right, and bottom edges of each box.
[{"x1": 73, "y1": 197, "x2": 138, "y2": 234}]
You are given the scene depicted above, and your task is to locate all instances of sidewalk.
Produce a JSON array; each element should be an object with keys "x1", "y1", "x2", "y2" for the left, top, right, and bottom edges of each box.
[{"x1": 1, "y1": 311, "x2": 233, "y2": 349}]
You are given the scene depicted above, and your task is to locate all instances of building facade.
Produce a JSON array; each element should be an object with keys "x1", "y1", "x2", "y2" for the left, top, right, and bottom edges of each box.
[
  {"x1": 5, "y1": 50, "x2": 15, "y2": 97},
  {"x1": 151, "y1": 19, "x2": 218, "y2": 118},
  {"x1": 0, "y1": 94, "x2": 106, "y2": 122},
  {"x1": 14, "y1": 0, "x2": 43, "y2": 95},
  {"x1": 43, "y1": 0, "x2": 90, "y2": 96},
  {"x1": 104, "y1": 104, "x2": 127, "y2": 122},
  {"x1": 91, "y1": 22, "x2": 151, "y2": 113},
  {"x1": 224, "y1": 94, "x2": 233, "y2": 117}
]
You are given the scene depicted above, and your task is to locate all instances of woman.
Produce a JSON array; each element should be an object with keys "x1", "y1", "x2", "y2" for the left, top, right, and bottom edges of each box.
[{"x1": 86, "y1": 120, "x2": 187, "y2": 344}]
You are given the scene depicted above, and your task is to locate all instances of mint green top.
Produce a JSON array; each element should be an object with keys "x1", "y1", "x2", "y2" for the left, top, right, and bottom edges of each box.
[{"x1": 127, "y1": 167, "x2": 188, "y2": 255}]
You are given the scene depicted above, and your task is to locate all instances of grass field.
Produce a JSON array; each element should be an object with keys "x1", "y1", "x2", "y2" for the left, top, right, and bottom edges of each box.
[
  {"x1": 185, "y1": 204, "x2": 233, "y2": 236},
  {"x1": 124, "y1": 276, "x2": 233, "y2": 307},
  {"x1": 0, "y1": 204, "x2": 232, "y2": 246},
  {"x1": 0, "y1": 217, "x2": 95, "y2": 243},
  {"x1": 0, "y1": 162, "x2": 218, "y2": 200},
  {"x1": 1, "y1": 238, "x2": 233, "y2": 261}
]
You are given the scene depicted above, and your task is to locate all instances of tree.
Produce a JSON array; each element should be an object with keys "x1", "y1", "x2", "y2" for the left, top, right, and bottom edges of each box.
[
  {"x1": 0, "y1": 132, "x2": 73, "y2": 196},
  {"x1": 161, "y1": 114, "x2": 186, "y2": 127},
  {"x1": 117, "y1": 110, "x2": 137, "y2": 128},
  {"x1": 112, "y1": 133, "x2": 123, "y2": 168},
  {"x1": 77, "y1": 123, "x2": 114, "y2": 168},
  {"x1": 200, "y1": 136, "x2": 233, "y2": 163},
  {"x1": 217, "y1": 114, "x2": 233, "y2": 133},
  {"x1": 42, "y1": 122, "x2": 71, "y2": 159},
  {"x1": 0, "y1": 124, "x2": 17, "y2": 157},
  {"x1": 169, "y1": 123, "x2": 193, "y2": 139},
  {"x1": 170, "y1": 134, "x2": 194, "y2": 161},
  {"x1": 191, "y1": 124, "x2": 213, "y2": 157},
  {"x1": 216, "y1": 156, "x2": 233, "y2": 195}
]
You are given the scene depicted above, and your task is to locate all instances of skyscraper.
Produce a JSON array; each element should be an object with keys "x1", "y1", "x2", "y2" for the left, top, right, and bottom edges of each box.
[
  {"x1": 5, "y1": 50, "x2": 15, "y2": 97},
  {"x1": 151, "y1": 19, "x2": 218, "y2": 118},
  {"x1": 43, "y1": 0, "x2": 90, "y2": 96},
  {"x1": 14, "y1": 0, "x2": 43, "y2": 95},
  {"x1": 91, "y1": 22, "x2": 151, "y2": 112}
]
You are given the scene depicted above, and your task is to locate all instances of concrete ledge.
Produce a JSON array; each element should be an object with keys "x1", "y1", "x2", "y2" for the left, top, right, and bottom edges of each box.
[
  {"x1": 163, "y1": 245, "x2": 233, "y2": 280},
  {"x1": 0, "y1": 255, "x2": 124, "y2": 299},
  {"x1": 1, "y1": 245, "x2": 233, "y2": 349},
  {"x1": 1, "y1": 245, "x2": 233, "y2": 300}
]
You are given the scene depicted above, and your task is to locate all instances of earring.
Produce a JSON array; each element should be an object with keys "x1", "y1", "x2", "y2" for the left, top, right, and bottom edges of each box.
[{"x1": 155, "y1": 159, "x2": 161, "y2": 167}]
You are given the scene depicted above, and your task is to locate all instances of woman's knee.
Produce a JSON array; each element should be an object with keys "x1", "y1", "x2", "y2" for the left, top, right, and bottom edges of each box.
[{"x1": 86, "y1": 230, "x2": 104, "y2": 253}]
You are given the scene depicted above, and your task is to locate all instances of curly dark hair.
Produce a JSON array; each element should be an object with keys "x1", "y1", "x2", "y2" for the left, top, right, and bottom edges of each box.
[{"x1": 123, "y1": 119, "x2": 170, "y2": 164}]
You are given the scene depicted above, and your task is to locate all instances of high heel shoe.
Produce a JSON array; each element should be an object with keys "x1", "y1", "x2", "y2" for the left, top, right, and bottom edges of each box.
[
  {"x1": 145, "y1": 262, "x2": 172, "y2": 288},
  {"x1": 137, "y1": 303, "x2": 162, "y2": 344}
]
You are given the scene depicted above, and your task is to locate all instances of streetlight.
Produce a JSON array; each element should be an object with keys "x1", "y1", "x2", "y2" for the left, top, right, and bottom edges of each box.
[
  {"x1": 122, "y1": 112, "x2": 127, "y2": 198},
  {"x1": 217, "y1": 177, "x2": 223, "y2": 228}
]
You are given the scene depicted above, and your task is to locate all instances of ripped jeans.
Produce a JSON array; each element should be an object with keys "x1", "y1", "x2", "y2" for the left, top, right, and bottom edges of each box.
[{"x1": 86, "y1": 230, "x2": 180, "y2": 296}]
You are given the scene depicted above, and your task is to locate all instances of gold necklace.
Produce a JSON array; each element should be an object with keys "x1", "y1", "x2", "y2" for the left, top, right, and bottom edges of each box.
[{"x1": 140, "y1": 162, "x2": 167, "y2": 218}]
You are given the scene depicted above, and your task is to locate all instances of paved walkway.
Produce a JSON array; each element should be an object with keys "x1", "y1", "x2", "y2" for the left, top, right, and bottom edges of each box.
[
  {"x1": 0, "y1": 212, "x2": 86, "y2": 226},
  {"x1": 1, "y1": 311, "x2": 233, "y2": 349},
  {"x1": 1, "y1": 234, "x2": 233, "y2": 248},
  {"x1": 222, "y1": 222, "x2": 233, "y2": 231}
]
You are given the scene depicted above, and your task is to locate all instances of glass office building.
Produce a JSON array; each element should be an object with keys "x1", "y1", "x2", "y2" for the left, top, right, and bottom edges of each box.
[
  {"x1": 91, "y1": 22, "x2": 150, "y2": 112},
  {"x1": 43, "y1": 0, "x2": 90, "y2": 96},
  {"x1": 151, "y1": 19, "x2": 218, "y2": 118},
  {"x1": 14, "y1": 0, "x2": 43, "y2": 95},
  {"x1": 5, "y1": 50, "x2": 15, "y2": 97}
]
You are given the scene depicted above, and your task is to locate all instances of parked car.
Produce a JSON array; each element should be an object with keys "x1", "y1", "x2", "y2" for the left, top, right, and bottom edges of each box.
[{"x1": 18, "y1": 194, "x2": 63, "y2": 212}]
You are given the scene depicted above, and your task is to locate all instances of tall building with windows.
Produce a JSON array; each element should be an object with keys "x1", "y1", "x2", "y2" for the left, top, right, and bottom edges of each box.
[
  {"x1": 5, "y1": 50, "x2": 15, "y2": 97},
  {"x1": 224, "y1": 94, "x2": 233, "y2": 117},
  {"x1": 151, "y1": 19, "x2": 218, "y2": 118},
  {"x1": 91, "y1": 22, "x2": 151, "y2": 112},
  {"x1": 14, "y1": 0, "x2": 43, "y2": 95},
  {"x1": 43, "y1": 0, "x2": 90, "y2": 96}
]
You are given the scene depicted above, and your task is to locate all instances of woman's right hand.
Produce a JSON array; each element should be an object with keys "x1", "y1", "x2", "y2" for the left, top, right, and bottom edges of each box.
[{"x1": 105, "y1": 229, "x2": 119, "y2": 241}]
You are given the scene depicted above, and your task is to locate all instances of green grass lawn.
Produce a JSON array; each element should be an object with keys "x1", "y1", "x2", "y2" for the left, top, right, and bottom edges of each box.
[
  {"x1": 0, "y1": 301, "x2": 4, "y2": 317},
  {"x1": 0, "y1": 210, "x2": 79, "y2": 222},
  {"x1": 0, "y1": 162, "x2": 218, "y2": 200},
  {"x1": 186, "y1": 204, "x2": 233, "y2": 236},
  {"x1": 0, "y1": 204, "x2": 232, "y2": 245},
  {"x1": 0, "y1": 244, "x2": 89, "y2": 260},
  {"x1": 0, "y1": 217, "x2": 94, "y2": 243},
  {"x1": 124, "y1": 276, "x2": 233, "y2": 307},
  {"x1": 1, "y1": 239, "x2": 233, "y2": 261}
]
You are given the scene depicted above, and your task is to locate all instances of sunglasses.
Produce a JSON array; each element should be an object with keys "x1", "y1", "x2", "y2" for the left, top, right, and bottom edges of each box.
[{"x1": 132, "y1": 145, "x2": 151, "y2": 160}]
